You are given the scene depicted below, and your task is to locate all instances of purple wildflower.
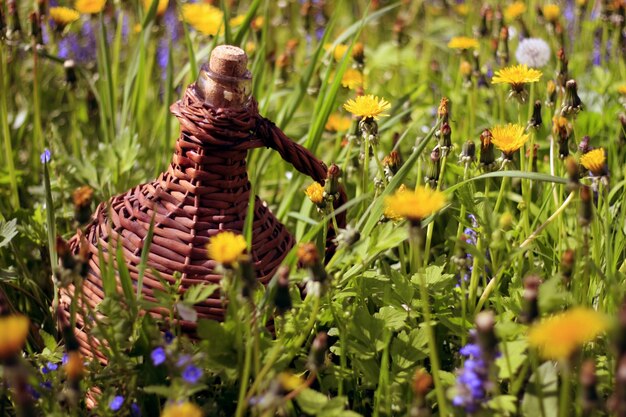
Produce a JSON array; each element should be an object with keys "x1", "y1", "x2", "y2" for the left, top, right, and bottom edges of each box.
[
  {"x1": 164, "y1": 331, "x2": 174, "y2": 344},
  {"x1": 453, "y1": 341, "x2": 490, "y2": 413},
  {"x1": 182, "y1": 364, "x2": 203, "y2": 384},
  {"x1": 109, "y1": 395, "x2": 124, "y2": 412},
  {"x1": 150, "y1": 347, "x2": 166, "y2": 366},
  {"x1": 40, "y1": 149, "x2": 51, "y2": 164},
  {"x1": 131, "y1": 403, "x2": 141, "y2": 417},
  {"x1": 41, "y1": 362, "x2": 58, "y2": 374}
]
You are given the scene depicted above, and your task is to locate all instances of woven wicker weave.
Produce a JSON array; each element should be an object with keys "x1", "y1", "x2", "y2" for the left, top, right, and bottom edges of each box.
[{"x1": 60, "y1": 46, "x2": 329, "y2": 360}]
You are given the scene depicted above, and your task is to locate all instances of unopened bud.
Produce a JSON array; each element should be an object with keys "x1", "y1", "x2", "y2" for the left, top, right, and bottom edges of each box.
[
  {"x1": 561, "y1": 249, "x2": 575, "y2": 284},
  {"x1": 308, "y1": 332, "x2": 328, "y2": 372},
  {"x1": 274, "y1": 266, "x2": 292, "y2": 316},
  {"x1": 475, "y1": 310, "x2": 498, "y2": 359},
  {"x1": 520, "y1": 275, "x2": 541, "y2": 324},
  {"x1": 579, "y1": 186, "x2": 593, "y2": 227}
]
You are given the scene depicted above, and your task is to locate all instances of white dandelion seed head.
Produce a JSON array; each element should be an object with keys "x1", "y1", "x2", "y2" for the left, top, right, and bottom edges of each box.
[{"x1": 515, "y1": 38, "x2": 551, "y2": 68}]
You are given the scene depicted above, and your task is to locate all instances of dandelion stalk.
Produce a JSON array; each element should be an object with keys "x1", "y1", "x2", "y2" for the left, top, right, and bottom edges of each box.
[{"x1": 0, "y1": 44, "x2": 19, "y2": 210}]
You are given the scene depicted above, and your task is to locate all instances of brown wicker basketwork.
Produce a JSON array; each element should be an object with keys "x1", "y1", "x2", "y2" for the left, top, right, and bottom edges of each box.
[{"x1": 60, "y1": 45, "x2": 329, "y2": 360}]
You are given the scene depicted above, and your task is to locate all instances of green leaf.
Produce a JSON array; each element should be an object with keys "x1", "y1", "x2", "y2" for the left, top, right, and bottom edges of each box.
[
  {"x1": 294, "y1": 388, "x2": 329, "y2": 414},
  {"x1": 183, "y1": 284, "x2": 220, "y2": 305},
  {"x1": 374, "y1": 306, "x2": 407, "y2": 331},
  {"x1": 0, "y1": 218, "x2": 17, "y2": 248},
  {"x1": 488, "y1": 395, "x2": 518, "y2": 415},
  {"x1": 497, "y1": 340, "x2": 528, "y2": 379},
  {"x1": 521, "y1": 362, "x2": 558, "y2": 417}
]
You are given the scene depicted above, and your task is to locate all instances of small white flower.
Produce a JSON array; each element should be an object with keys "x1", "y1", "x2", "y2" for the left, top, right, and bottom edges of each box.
[{"x1": 515, "y1": 38, "x2": 551, "y2": 68}]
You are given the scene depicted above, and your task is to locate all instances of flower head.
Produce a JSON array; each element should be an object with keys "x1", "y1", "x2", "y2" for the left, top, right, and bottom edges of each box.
[
  {"x1": 74, "y1": 0, "x2": 106, "y2": 14},
  {"x1": 109, "y1": 395, "x2": 124, "y2": 412},
  {"x1": 528, "y1": 307, "x2": 607, "y2": 360},
  {"x1": 452, "y1": 342, "x2": 491, "y2": 413},
  {"x1": 343, "y1": 95, "x2": 390, "y2": 120},
  {"x1": 182, "y1": 3, "x2": 223, "y2": 36},
  {"x1": 490, "y1": 124, "x2": 530, "y2": 158},
  {"x1": 142, "y1": 0, "x2": 168, "y2": 16},
  {"x1": 325, "y1": 113, "x2": 352, "y2": 132},
  {"x1": 542, "y1": 4, "x2": 561, "y2": 22},
  {"x1": 161, "y1": 402, "x2": 203, "y2": 417},
  {"x1": 447, "y1": 36, "x2": 479, "y2": 50},
  {"x1": 617, "y1": 85, "x2": 626, "y2": 95},
  {"x1": 305, "y1": 182, "x2": 325, "y2": 205},
  {"x1": 515, "y1": 38, "x2": 551, "y2": 68},
  {"x1": 504, "y1": 2, "x2": 526, "y2": 21},
  {"x1": 40, "y1": 149, "x2": 51, "y2": 164},
  {"x1": 384, "y1": 186, "x2": 447, "y2": 223},
  {"x1": 341, "y1": 68, "x2": 365, "y2": 90},
  {"x1": 0, "y1": 315, "x2": 29, "y2": 360},
  {"x1": 206, "y1": 231, "x2": 247, "y2": 266},
  {"x1": 151, "y1": 347, "x2": 166, "y2": 366},
  {"x1": 182, "y1": 365, "x2": 203, "y2": 384},
  {"x1": 49, "y1": 7, "x2": 80, "y2": 27},
  {"x1": 492, "y1": 64, "x2": 542, "y2": 90},
  {"x1": 325, "y1": 43, "x2": 349, "y2": 61},
  {"x1": 580, "y1": 148, "x2": 607, "y2": 176},
  {"x1": 64, "y1": 351, "x2": 84, "y2": 379}
]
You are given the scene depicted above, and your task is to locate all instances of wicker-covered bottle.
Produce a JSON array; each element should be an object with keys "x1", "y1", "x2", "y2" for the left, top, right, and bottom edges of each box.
[{"x1": 61, "y1": 45, "x2": 329, "y2": 360}]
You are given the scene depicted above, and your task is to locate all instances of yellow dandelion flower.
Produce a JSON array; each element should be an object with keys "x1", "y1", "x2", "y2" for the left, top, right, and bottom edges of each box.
[
  {"x1": 278, "y1": 372, "x2": 305, "y2": 391},
  {"x1": 447, "y1": 36, "x2": 479, "y2": 50},
  {"x1": 142, "y1": 0, "x2": 168, "y2": 16},
  {"x1": 341, "y1": 68, "x2": 365, "y2": 90},
  {"x1": 251, "y1": 16, "x2": 264, "y2": 31},
  {"x1": 542, "y1": 4, "x2": 561, "y2": 22},
  {"x1": 617, "y1": 84, "x2": 626, "y2": 95},
  {"x1": 325, "y1": 113, "x2": 352, "y2": 132},
  {"x1": 384, "y1": 185, "x2": 447, "y2": 223},
  {"x1": 454, "y1": 4, "x2": 470, "y2": 16},
  {"x1": 182, "y1": 3, "x2": 224, "y2": 36},
  {"x1": 492, "y1": 64, "x2": 542, "y2": 91},
  {"x1": 64, "y1": 351, "x2": 84, "y2": 378},
  {"x1": 528, "y1": 307, "x2": 607, "y2": 360},
  {"x1": 490, "y1": 124, "x2": 530, "y2": 157},
  {"x1": 580, "y1": 148, "x2": 607, "y2": 176},
  {"x1": 504, "y1": 2, "x2": 526, "y2": 21},
  {"x1": 161, "y1": 402, "x2": 203, "y2": 417},
  {"x1": 74, "y1": 0, "x2": 106, "y2": 14},
  {"x1": 0, "y1": 315, "x2": 29, "y2": 360},
  {"x1": 325, "y1": 43, "x2": 349, "y2": 62},
  {"x1": 245, "y1": 41, "x2": 256, "y2": 55},
  {"x1": 230, "y1": 14, "x2": 246, "y2": 27},
  {"x1": 207, "y1": 231, "x2": 247, "y2": 266},
  {"x1": 460, "y1": 60, "x2": 472, "y2": 76},
  {"x1": 343, "y1": 95, "x2": 391, "y2": 120},
  {"x1": 49, "y1": 7, "x2": 80, "y2": 26},
  {"x1": 133, "y1": 23, "x2": 142, "y2": 33},
  {"x1": 305, "y1": 182, "x2": 325, "y2": 205}
]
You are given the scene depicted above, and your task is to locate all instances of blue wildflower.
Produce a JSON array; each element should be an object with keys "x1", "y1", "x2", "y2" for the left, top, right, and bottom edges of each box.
[
  {"x1": 151, "y1": 347, "x2": 166, "y2": 366},
  {"x1": 41, "y1": 362, "x2": 58, "y2": 374},
  {"x1": 182, "y1": 364, "x2": 203, "y2": 384},
  {"x1": 62, "y1": 353, "x2": 68, "y2": 364},
  {"x1": 40, "y1": 381, "x2": 52, "y2": 390},
  {"x1": 131, "y1": 402, "x2": 141, "y2": 417},
  {"x1": 453, "y1": 341, "x2": 490, "y2": 413},
  {"x1": 40, "y1": 149, "x2": 51, "y2": 164},
  {"x1": 163, "y1": 331, "x2": 174, "y2": 344},
  {"x1": 109, "y1": 395, "x2": 124, "y2": 412}
]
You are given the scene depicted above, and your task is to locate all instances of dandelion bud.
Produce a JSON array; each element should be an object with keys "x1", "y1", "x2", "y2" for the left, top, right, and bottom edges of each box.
[
  {"x1": 439, "y1": 122, "x2": 452, "y2": 153},
  {"x1": 437, "y1": 97, "x2": 450, "y2": 122},
  {"x1": 578, "y1": 135, "x2": 592, "y2": 154},
  {"x1": 0, "y1": 294, "x2": 29, "y2": 364},
  {"x1": 475, "y1": 310, "x2": 498, "y2": 360},
  {"x1": 561, "y1": 79, "x2": 584, "y2": 117},
  {"x1": 479, "y1": 129, "x2": 496, "y2": 170},
  {"x1": 239, "y1": 258, "x2": 257, "y2": 299},
  {"x1": 425, "y1": 147, "x2": 440, "y2": 189},
  {"x1": 528, "y1": 100, "x2": 542, "y2": 129},
  {"x1": 307, "y1": 332, "x2": 328, "y2": 372},
  {"x1": 546, "y1": 80, "x2": 557, "y2": 107},
  {"x1": 352, "y1": 42, "x2": 365, "y2": 65},
  {"x1": 6, "y1": 0, "x2": 21, "y2": 40},
  {"x1": 327, "y1": 164, "x2": 341, "y2": 197},
  {"x1": 72, "y1": 185, "x2": 94, "y2": 224},
  {"x1": 460, "y1": 60, "x2": 472, "y2": 77},
  {"x1": 0, "y1": 5, "x2": 5, "y2": 40},
  {"x1": 580, "y1": 360, "x2": 599, "y2": 414},
  {"x1": 579, "y1": 186, "x2": 593, "y2": 227},
  {"x1": 64, "y1": 60, "x2": 77, "y2": 86},
  {"x1": 478, "y1": 5, "x2": 492, "y2": 38},
  {"x1": 297, "y1": 243, "x2": 327, "y2": 284},
  {"x1": 459, "y1": 140, "x2": 476, "y2": 165},
  {"x1": 274, "y1": 266, "x2": 292, "y2": 316},
  {"x1": 497, "y1": 26, "x2": 509, "y2": 65},
  {"x1": 565, "y1": 156, "x2": 580, "y2": 191},
  {"x1": 520, "y1": 275, "x2": 541, "y2": 324},
  {"x1": 383, "y1": 150, "x2": 401, "y2": 178},
  {"x1": 561, "y1": 248, "x2": 575, "y2": 284},
  {"x1": 29, "y1": 12, "x2": 42, "y2": 45},
  {"x1": 392, "y1": 16, "x2": 408, "y2": 46},
  {"x1": 411, "y1": 368, "x2": 432, "y2": 417}
]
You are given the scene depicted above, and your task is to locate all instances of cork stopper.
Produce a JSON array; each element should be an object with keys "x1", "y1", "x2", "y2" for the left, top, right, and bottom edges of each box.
[{"x1": 195, "y1": 45, "x2": 252, "y2": 109}]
